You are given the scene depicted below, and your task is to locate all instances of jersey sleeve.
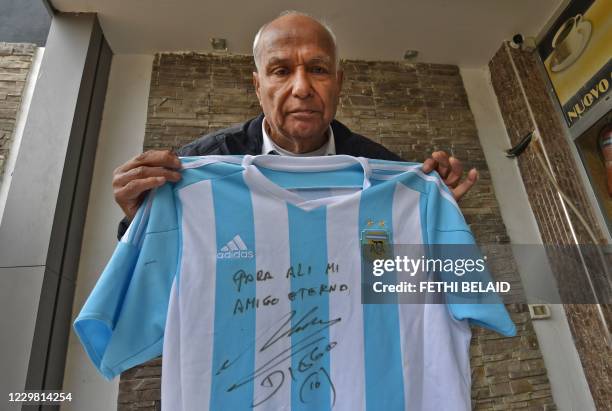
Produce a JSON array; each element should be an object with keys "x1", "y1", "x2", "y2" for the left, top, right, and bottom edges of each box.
[
  {"x1": 73, "y1": 183, "x2": 179, "y2": 380},
  {"x1": 424, "y1": 175, "x2": 517, "y2": 337}
]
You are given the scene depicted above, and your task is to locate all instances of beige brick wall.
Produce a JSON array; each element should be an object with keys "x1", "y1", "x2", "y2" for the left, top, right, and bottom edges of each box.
[
  {"x1": 0, "y1": 42, "x2": 35, "y2": 184},
  {"x1": 118, "y1": 52, "x2": 555, "y2": 410}
]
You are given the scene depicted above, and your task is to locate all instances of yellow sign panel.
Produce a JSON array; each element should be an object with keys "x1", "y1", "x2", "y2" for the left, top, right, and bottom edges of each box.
[{"x1": 538, "y1": 0, "x2": 611, "y2": 126}]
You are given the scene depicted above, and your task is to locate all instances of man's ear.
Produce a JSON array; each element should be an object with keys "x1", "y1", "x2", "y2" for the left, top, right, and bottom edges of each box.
[
  {"x1": 336, "y1": 69, "x2": 344, "y2": 91},
  {"x1": 253, "y1": 71, "x2": 261, "y2": 104}
]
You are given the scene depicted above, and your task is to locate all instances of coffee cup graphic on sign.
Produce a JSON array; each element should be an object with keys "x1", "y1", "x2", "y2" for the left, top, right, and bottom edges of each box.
[{"x1": 550, "y1": 13, "x2": 592, "y2": 72}]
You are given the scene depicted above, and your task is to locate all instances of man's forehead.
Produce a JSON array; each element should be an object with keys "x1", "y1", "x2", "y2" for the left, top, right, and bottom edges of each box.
[
  {"x1": 263, "y1": 50, "x2": 333, "y2": 66},
  {"x1": 258, "y1": 18, "x2": 335, "y2": 60}
]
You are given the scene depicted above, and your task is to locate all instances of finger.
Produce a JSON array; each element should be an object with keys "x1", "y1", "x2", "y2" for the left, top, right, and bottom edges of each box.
[
  {"x1": 116, "y1": 150, "x2": 181, "y2": 173},
  {"x1": 115, "y1": 176, "x2": 167, "y2": 203},
  {"x1": 444, "y1": 156, "x2": 464, "y2": 188},
  {"x1": 113, "y1": 165, "x2": 181, "y2": 188},
  {"x1": 422, "y1": 158, "x2": 438, "y2": 174},
  {"x1": 452, "y1": 168, "x2": 478, "y2": 201},
  {"x1": 431, "y1": 151, "x2": 451, "y2": 179}
]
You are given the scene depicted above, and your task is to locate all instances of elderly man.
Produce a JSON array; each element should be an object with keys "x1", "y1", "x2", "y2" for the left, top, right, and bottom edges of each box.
[{"x1": 113, "y1": 11, "x2": 478, "y2": 235}]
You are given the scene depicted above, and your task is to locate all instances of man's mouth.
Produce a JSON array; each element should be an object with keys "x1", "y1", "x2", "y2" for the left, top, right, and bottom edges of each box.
[{"x1": 287, "y1": 110, "x2": 320, "y2": 116}]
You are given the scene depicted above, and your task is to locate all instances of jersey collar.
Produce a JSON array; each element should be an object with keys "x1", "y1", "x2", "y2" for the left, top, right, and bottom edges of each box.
[{"x1": 242, "y1": 154, "x2": 371, "y2": 211}]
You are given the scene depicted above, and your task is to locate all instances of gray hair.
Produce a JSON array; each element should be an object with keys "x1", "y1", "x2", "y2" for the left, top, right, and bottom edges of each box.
[{"x1": 252, "y1": 10, "x2": 339, "y2": 72}]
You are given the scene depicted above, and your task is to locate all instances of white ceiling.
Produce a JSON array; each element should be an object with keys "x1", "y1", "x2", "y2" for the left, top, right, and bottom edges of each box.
[{"x1": 50, "y1": 0, "x2": 565, "y2": 67}]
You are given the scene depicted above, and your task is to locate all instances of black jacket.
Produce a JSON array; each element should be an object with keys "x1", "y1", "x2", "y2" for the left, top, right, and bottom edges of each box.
[{"x1": 118, "y1": 114, "x2": 402, "y2": 238}]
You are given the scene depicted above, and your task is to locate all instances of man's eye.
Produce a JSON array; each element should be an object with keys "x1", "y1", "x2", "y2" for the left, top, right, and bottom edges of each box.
[
  {"x1": 311, "y1": 66, "x2": 328, "y2": 74},
  {"x1": 272, "y1": 68, "x2": 289, "y2": 76}
]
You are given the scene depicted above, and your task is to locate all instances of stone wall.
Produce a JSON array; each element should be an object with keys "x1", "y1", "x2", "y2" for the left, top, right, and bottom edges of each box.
[
  {"x1": 117, "y1": 52, "x2": 555, "y2": 410},
  {"x1": 0, "y1": 42, "x2": 35, "y2": 185},
  {"x1": 489, "y1": 43, "x2": 611, "y2": 410}
]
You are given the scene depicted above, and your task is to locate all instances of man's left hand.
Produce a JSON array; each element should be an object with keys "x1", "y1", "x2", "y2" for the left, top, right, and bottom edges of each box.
[{"x1": 423, "y1": 151, "x2": 478, "y2": 202}]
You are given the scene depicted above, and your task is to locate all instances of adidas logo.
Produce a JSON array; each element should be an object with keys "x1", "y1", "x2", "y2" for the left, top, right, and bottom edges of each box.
[{"x1": 217, "y1": 235, "x2": 254, "y2": 259}]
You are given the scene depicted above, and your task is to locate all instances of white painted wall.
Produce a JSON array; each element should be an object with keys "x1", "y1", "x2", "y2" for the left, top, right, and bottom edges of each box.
[
  {"x1": 461, "y1": 67, "x2": 596, "y2": 411},
  {"x1": 61, "y1": 54, "x2": 153, "y2": 411}
]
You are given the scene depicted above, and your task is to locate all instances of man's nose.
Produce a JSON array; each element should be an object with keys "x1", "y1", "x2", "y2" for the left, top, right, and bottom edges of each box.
[{"x1": 291, "y1": 68, "x2": 313, "y2": 99}]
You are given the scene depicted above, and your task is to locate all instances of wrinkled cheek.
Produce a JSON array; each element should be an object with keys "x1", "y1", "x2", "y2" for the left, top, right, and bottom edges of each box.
[
  {"x1": 272, "y1": 109, "x2": 286, "y2": 128},
  {"x1": 272, "y1": 100, "x2": 288, "y2": 125},
  {"x1": 260, "y1": 95, "x2": 279, "y2": 122}
]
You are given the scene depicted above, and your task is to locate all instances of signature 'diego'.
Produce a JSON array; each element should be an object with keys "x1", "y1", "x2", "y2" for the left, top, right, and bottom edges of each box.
[{"x1": 218, "y1": 306, "x2": 341, "y2": 408}]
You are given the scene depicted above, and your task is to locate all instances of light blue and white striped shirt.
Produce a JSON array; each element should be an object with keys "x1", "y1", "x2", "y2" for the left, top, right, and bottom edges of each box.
[{"x1": 74, "y1": 154, "x2": 515, "y2": 411}]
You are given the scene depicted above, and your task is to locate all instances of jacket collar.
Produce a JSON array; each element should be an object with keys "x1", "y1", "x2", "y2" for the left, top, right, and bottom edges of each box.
[{"x1": 222, "y1": 114, "x2": 264, "y2": 155}]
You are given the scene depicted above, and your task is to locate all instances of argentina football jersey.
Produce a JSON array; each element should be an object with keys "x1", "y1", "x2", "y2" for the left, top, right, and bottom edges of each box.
[{"x1": 74, "y1": 154, "x2": 516, "y2": 411}]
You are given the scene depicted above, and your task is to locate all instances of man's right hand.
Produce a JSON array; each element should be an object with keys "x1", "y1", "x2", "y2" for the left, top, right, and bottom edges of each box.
[{"x1": 113, "y1": 150, "x2": 182, "y2": 221}]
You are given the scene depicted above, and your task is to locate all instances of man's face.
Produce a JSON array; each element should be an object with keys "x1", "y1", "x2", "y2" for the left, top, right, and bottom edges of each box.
[{"x1": 253, "y1": 16, "x2": 343, "y2": 151}]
